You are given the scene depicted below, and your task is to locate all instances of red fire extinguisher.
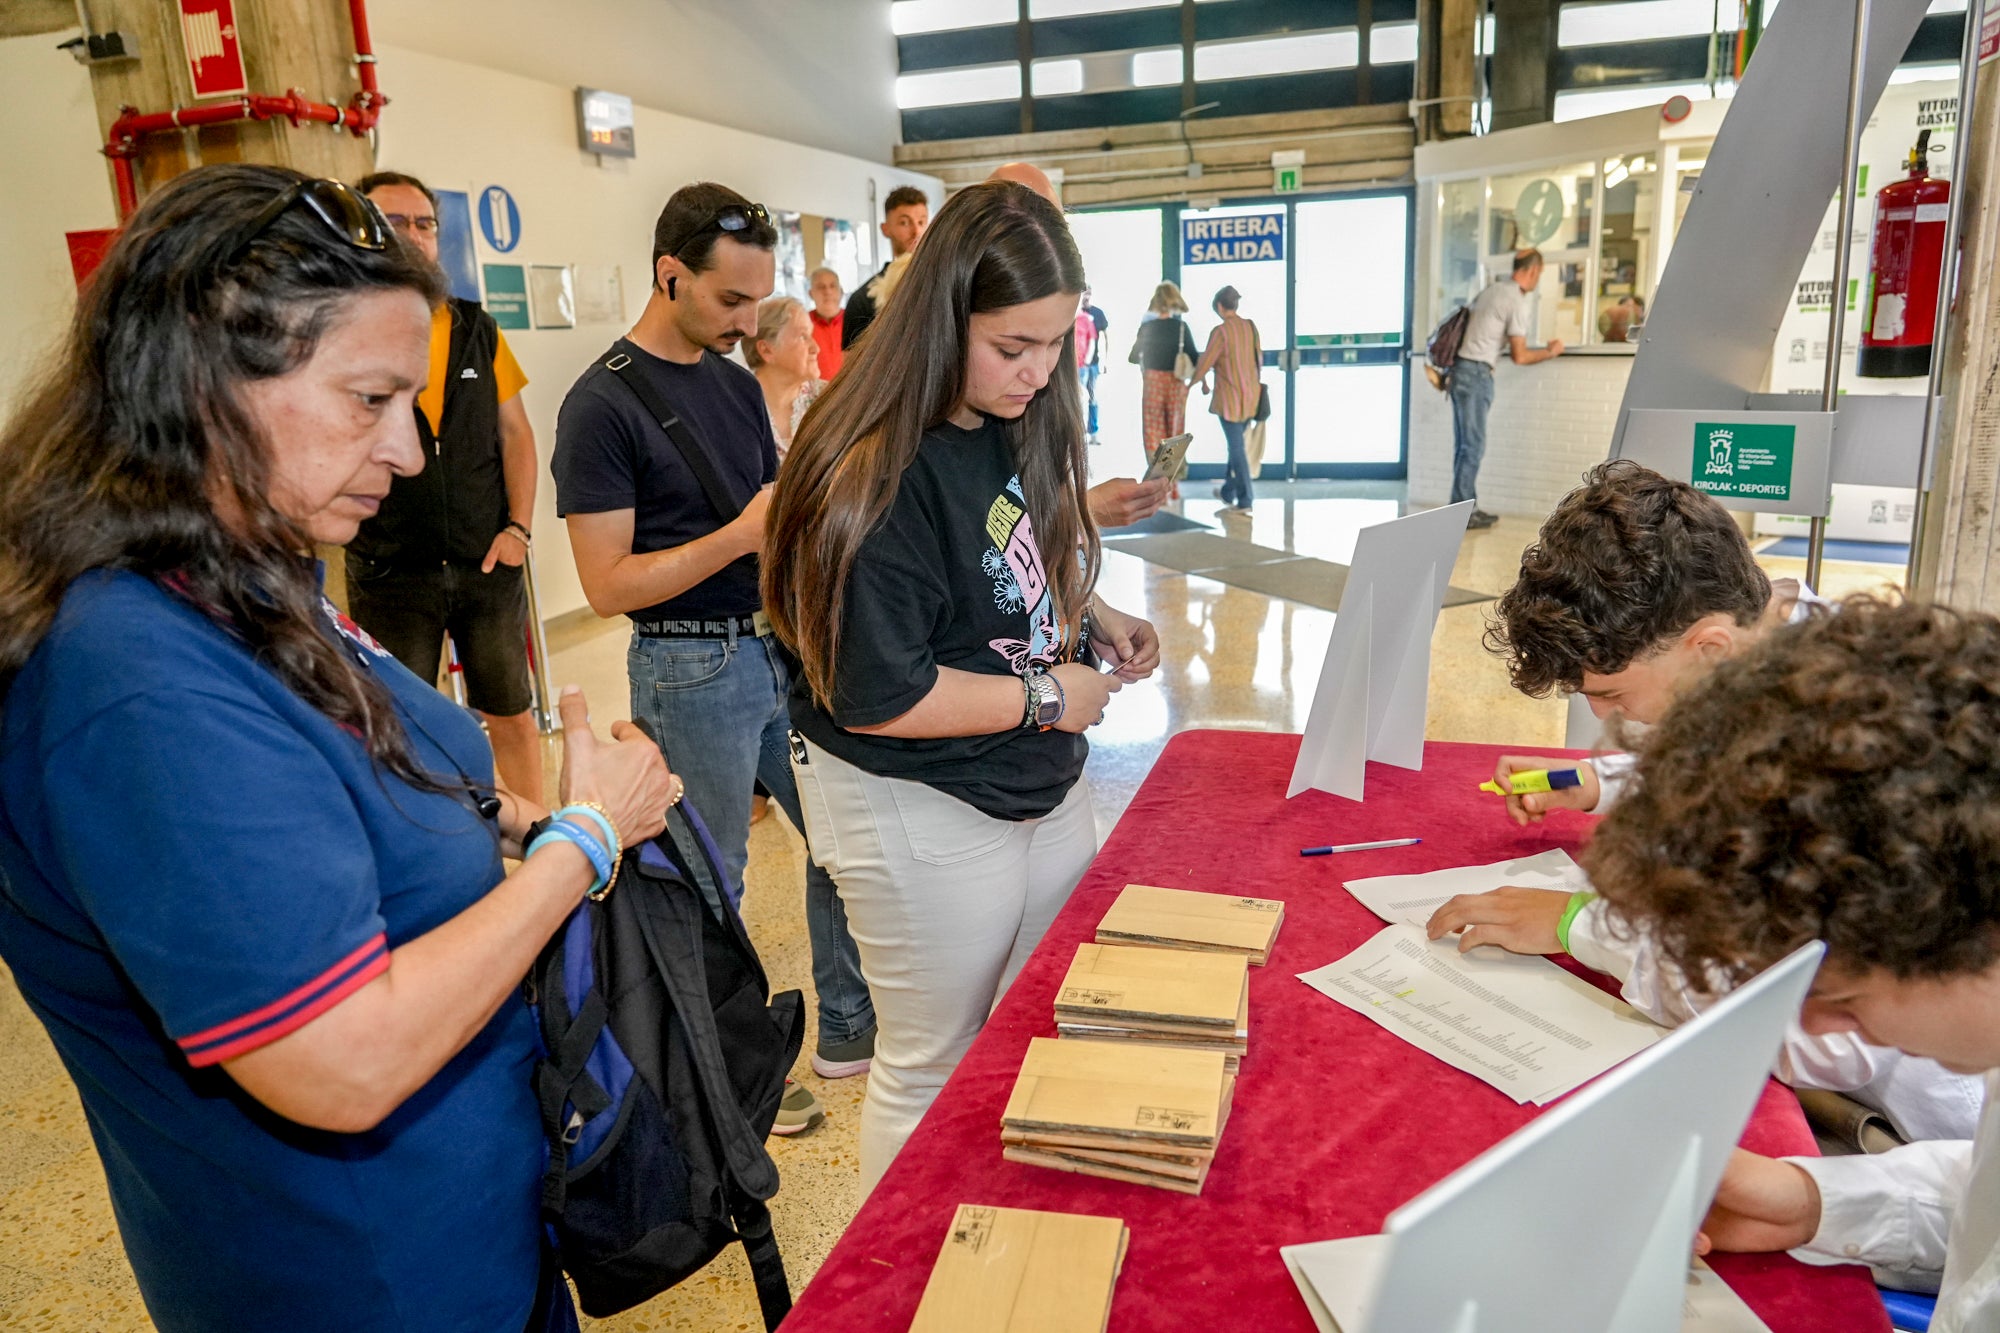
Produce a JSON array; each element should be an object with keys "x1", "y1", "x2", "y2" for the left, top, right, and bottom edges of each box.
[{"x1": 1859, "y1": 129, "x2": 1950, "y2": 378}]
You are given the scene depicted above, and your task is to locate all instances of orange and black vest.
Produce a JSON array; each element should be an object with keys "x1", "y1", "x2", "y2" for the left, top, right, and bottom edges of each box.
[{"x1": 350, "y1": 297, "x2": 506, "y2": 567}]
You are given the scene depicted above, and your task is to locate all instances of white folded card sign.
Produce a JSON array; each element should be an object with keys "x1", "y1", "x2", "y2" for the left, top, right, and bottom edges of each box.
[{"x1": 1288, "y1": 501, "x2": 1475, "y2": 802}]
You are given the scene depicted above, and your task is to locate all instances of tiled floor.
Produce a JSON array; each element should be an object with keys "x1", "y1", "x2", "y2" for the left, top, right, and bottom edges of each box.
[{"x1": 0, "y1": 488, "x2": 1905, "y2": 1330}]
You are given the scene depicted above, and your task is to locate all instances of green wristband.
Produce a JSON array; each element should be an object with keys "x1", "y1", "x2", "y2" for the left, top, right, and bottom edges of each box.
[{"x1": 1555, "y1": 889, "x2": 1597, "y2": 954}]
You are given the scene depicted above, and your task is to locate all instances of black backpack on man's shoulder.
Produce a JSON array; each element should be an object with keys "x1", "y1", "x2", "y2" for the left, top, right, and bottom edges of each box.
[
  {"x1": 527, "y1": 792, "x2": 805, "y2": 1328},
  {"x1": 1424, "y1": 303, "x2": 1474, "y2": 389}
]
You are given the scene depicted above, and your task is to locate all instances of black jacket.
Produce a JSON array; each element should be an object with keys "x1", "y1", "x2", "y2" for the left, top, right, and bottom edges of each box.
[{"x1": 840, "y1": 262, "x2": 892, "y2": 350}]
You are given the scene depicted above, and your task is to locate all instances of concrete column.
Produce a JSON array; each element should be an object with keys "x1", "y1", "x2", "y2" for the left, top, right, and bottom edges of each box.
[
  {"x1": 1489, "y1": 0, "x2": 1557, "y2": 132},
  {"x1": 1417, "y1": 0, "x2": 1479, "y2": 140},
  {"x1": 1915, "y1": 56, "x2": 2000, "y2": 609},
  {"x1": 79, "y1": 0, "x2": 373, "y2": 211}
]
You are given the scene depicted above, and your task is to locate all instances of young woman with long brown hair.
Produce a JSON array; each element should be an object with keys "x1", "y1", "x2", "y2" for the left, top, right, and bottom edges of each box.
[{"x1": 764, "y1": 180, "x2": 1160, "y2": 1192}]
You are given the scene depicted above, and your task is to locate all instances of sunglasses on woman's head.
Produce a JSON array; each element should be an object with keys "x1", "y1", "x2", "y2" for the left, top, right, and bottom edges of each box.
[{"x1": 229, "y1": 179, "x2": 391, "y2": 264}]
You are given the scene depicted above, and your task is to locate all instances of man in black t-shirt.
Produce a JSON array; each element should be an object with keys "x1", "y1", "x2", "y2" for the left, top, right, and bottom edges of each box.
[
  {"x1": 840, "y1": 184, "x2": 929, "y2": 351},
  {"x1": 552, "y1": 182, "x2": 875, "y2": 1123}
]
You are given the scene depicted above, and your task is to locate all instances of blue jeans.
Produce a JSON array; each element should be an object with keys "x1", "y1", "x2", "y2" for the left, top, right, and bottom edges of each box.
[
  {"x1": 1079, "y1": 364, "x2": 1100, "y2": 435},
  {"x1": 1448, "y1": 360, "x2": 1494, "y2": 506},
  {"x1": 627, "y1": 628, "x2": 873, "y2": 1045},
  {"x1": 1219, "y1": 416, "x2": 1255, "y2": 507}
]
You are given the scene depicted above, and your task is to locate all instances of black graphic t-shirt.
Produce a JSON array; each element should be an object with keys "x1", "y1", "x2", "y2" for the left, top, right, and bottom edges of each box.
[{"x1": 788, "y1": 415, "x2": 1089, "y2": 821}]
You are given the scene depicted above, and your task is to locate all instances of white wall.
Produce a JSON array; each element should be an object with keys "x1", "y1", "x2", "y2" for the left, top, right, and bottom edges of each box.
[
  {"x1": 369, "y1": 42, "x2": 938, "y2": 619},
  {"x1": 368, "y1": 0, "x2": 901, "y2": 164},
  {"x1": 1409, "y1": 354, "x2": 1633, "y2": 512},
  {"x1": 0, "y1": 31, "x2": 116, "y2": 423},
  {"x1": 0, "y1": 32, "x2": 935, "y2": 623}
]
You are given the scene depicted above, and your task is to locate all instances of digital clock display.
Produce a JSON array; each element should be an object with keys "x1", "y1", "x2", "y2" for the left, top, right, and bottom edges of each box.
[{"x1": 575, "y1": 87, "x2": 635, "y2": 158}]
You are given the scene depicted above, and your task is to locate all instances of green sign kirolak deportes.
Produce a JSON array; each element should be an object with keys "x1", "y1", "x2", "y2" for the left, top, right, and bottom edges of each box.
[
  {"x1": 483, "y1": 263, "x2": 531, "y2": 330},
  {"x1": 1692, "y1": 420, "x2": 1797, "y2": 502}
]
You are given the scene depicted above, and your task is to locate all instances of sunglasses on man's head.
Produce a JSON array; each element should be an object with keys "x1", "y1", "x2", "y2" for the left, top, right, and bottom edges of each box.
[
  {"x1": 230, "y1": 179, "x2": 391, "y2": 264},
  {"x1": 670, "y1": 202, "x2": 772, "y2": 258}
]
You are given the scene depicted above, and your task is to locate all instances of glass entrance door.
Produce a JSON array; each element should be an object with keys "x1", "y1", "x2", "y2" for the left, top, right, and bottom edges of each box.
[
  {"x1": 1066, "y1": 190, "x2": 1413, "y2": 483},
  {"x1": 1064, "y1": 206, "x2": 1166, "y2": 485},
  {"x1": 1292, "y1": 194, "x2": 1409, "y2": 475},
  {"x1": 1179, "y1": 202, "x2": 1292, "y2": 476}
]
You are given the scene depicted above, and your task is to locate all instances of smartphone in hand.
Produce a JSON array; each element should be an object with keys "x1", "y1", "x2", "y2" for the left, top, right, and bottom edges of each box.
[{"x1": 1143, "y1": 432, "x2": 1193, "y2": 484}]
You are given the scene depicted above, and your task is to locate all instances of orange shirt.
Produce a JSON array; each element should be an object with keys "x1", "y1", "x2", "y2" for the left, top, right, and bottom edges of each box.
[{"x1": 417, "y1": 303, "x2": 528, "y2": 434}]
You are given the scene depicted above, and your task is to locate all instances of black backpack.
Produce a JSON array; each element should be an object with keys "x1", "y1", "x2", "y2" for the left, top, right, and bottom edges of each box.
[
  {"x1": 1426, "y1": 304, "x2": 1473, "y2": 375},
  {"x1": 527, "y1": 793, "x2": 806, "y2": 1328}
]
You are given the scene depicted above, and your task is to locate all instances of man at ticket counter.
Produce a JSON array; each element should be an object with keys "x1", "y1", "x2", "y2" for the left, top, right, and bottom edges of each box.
[{"x1": 1450, "y1": 248, "x2": 1563, "y2": 529}]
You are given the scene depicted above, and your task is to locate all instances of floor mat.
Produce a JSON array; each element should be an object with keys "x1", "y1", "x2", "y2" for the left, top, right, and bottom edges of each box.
[
  {"x1": 1102, "y1": 531, "x2": 1295, "y2": 572},
  {"x1": 1105, "y1": 533, "x2": 1493, "y2": 611},
  {"x1": 1100, "y1": 510, "x2": 1211, "y2": 536},
  {"x1": 1760, "y1": 536, "x2": 1911, "y2": 564}
]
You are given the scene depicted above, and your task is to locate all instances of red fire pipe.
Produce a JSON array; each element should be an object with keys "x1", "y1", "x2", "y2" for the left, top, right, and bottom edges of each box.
[{"x1": 104, "y1": 0, "x2": 387, "y2": 218}]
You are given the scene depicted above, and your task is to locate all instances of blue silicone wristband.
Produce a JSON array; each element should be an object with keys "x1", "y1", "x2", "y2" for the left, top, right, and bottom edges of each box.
[
  {"x1": 528, "y1": 820, "x2": 611, "y2": 894},
  {"x1": 554, "y1": 804, "x2": 618, "y2": 859}
]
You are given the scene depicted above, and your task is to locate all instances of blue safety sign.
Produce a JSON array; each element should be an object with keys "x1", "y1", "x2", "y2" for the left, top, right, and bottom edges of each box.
[
  {"x1": 478, "y1": 185, "x2": 521, "y2": 253},
  {"x1": 1182, "y1": 209, "x2": 1285, "y2": 265}
]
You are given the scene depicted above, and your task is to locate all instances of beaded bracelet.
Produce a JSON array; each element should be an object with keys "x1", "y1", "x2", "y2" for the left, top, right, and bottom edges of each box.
[
  {"x1": 1555, "y1": 888, "x2": 1598, "y2": 954},
  {"x1": 527, "y1": 819, "x2": 612, "y2": 897},
  {"x1": 557, "y1": 801, "x2": 623, "y2": 897}
]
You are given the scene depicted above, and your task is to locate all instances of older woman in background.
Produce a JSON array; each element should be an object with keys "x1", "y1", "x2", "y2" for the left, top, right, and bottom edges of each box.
[{"x1": 745, "y1": 294, "x2": 825, "y2": 460}]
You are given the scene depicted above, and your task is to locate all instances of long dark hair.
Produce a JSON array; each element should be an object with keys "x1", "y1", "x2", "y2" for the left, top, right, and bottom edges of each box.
[
  {"x1": 764, "y1": 180, "x2": 1097, "y2": 710},
  {"x1": 0, "y1": 164, "x2": 447, "y2": 787}
]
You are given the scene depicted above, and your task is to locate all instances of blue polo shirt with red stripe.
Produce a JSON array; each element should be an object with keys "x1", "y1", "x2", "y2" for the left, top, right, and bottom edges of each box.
[{"x1": 0, "y1": 570, "x2": 545, "y2": 1332}]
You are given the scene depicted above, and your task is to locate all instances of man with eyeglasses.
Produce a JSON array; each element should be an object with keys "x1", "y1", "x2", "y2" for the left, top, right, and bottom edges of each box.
[
  {"x1": 345, "y1": 171, "x2": 544, "y2": 804},
  {"x1": 553, "y1": 182, "x2": 876, "y2": 1136}
]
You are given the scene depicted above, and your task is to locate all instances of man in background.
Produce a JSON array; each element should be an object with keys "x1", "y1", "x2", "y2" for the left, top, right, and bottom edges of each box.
[
  {"x1": 807, "y1": 266, "x2": 845, "y2": 379},
  {"x1": 553, "y1": 182, "x2": 875, "y2": 1132},
  {"x1": 1449, "y1": 248, "x2": 1564, "y2": 530},
  {"x1": 346, "y1": 170, "x2": 545, "y2": 801},
  {"x1": 841, "y1": 185, "x2": 929, "y2": 351}
]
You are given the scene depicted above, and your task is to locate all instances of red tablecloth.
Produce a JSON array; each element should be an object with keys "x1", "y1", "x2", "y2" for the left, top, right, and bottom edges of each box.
[{"x1": 782, "y1": 731, "x2": 1890, "y2": 1332}]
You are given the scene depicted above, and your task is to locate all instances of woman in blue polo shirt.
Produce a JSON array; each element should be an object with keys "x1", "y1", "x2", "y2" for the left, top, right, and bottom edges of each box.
[{"x1": 0, "y1": 165, "x2": 675, "y2": 1332}]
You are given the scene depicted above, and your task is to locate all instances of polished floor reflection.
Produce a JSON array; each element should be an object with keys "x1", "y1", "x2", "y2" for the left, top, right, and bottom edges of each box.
[{"x1": 0, "y1": 487, "x2": 1906, "y2": 1331}]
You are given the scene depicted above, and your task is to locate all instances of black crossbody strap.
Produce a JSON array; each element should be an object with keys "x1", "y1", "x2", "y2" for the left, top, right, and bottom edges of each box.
[{"x1": 603, "y1": 345, "x2": 746, "y2": 525}]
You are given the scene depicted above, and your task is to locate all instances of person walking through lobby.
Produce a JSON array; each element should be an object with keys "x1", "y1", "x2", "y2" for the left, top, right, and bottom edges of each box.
[
  {"x1": 1131, "y1": 280, "x2": 1199, "y2": 492},
  {"x1": 1191, "y1": 284, "x2": 1262, "y2": 514},
  {"x1": 764, "y1": 179, "x2": 1162, "y2": 1196},
  {"x1": 0, "y1": 164, "x2": 676, "y2": 1333}
]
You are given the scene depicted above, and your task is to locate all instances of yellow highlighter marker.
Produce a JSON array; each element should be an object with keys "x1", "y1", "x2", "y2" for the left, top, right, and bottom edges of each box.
[{"x1": 1478, "y1": 768, "x2": 1583, "y2": 797}]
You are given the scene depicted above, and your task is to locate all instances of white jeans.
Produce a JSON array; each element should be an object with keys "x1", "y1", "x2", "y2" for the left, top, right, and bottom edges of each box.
[{"x1": 790, "y1": 737, "x2": 1098, "y2": 1196}]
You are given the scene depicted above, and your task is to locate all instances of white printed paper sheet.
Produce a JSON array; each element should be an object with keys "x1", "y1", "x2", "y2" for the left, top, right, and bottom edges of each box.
[
  {"x1": 1297, "y1": 923, "x2": 1661, "y2": 1104},
  {"x1": 1342, "y1": 849, "x2": 1591, "y2": 928}
]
